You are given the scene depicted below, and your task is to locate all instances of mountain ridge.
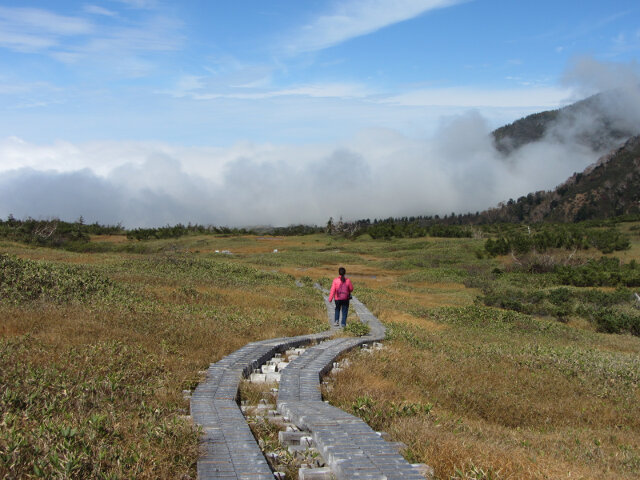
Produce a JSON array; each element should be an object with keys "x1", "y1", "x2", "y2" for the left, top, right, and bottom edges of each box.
[
  {"x1": 484, "y1": 135, "x2": 640, "y2": 223},
  {"x1": 492, "y1": 88, "x2": 639, "y2": 155}
]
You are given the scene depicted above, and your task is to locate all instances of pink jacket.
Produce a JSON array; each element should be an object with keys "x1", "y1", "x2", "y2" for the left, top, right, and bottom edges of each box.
[{"x1": 328, "y1": 276, "x2": 353, "y2": 302}]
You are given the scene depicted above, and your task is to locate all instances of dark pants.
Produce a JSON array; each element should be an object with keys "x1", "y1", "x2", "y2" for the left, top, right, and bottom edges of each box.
[{"x1": 334, "y1": 300, "x2": 349, "y2": 326}]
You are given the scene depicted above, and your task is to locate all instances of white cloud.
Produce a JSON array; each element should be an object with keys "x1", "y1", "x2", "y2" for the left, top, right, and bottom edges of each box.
[
  {"x1": 0, "y1": 81, "x2": 52, "y2": 96},
  {"x1": 0, "y1": 6, "x2": 92, "y2": 36},
  {"x1": 83, "y1": 5, "x2": 118, "y2": 17},
  {"x1": 5, "y1": 58, "x2": 636, "y2": 227},
  {"x1": 163, "y1": 73, "x2": 374, "y2": 100},
  {"x1": 381, "y1": 86, "x2": 574, "y2": 108},
  {"x1": 0, "y1": 30, "x2": 58, "y2": 52},
  {"x1": 563, "y1": 56, "x2": 640, "y2": 95},
  {"x1": 282, "y1": 0, "x2": 466, "y2": 54},
  {"x1": 0, "y1": 6, "x2": 93, "y2": 53},
  {"x1": 174, "y1": 75, "x2": 206, "y2": 95},
  {"x1": 0, "y1": 5, "x2": 181, "y2": 78},
  {"x1": 165, "y1": 74, "x2": 572, "y2": 109},
  {"x1": 193, "y1": 83, "x2": 374, "y2": 100},
  {"x1": 272, "y1": 83, "x2": 374, "y2": 98},
  {"x1": 0, "y1": 110, "x2": 610, "y2": 228},
  {"x1": 110, "y1": 0, "x2": 158, "y2": 9},
  {"x1": 49, "y1": 51, "x2": 84, "y2": 64},
  {"x1": 75, "y1": 16, "x2": 182, "y2": 58}
]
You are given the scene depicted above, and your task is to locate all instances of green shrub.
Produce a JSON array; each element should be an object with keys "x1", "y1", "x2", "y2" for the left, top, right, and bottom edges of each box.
[
  {"x1": 351, "y1": 395, "x2": 432, "y2": 430},
  {"x1": 478, "y1": 282, "x2": 640, "y2": 335},
  {"x1": 0, "y1": 254, "x2": 126, "y2": 304},
  {"x1": 483, "y1": 224, "x2": 631, "y2": 256},
  {"x1": 577, "y1": 287, "x2": 632, "y2": 306},
  {"x1": 0, "y1": 216, "x2": 125, "y2": 249},
  {"x1": 555, "y1": 257, "x2": 640, "y2": 287},
  {"x1": 589, "y1": 308, "x2": 640, "y2": 335},
  {"x1": 548, "y1": 287, "x2": 572, "y2": 306},
  {"x1": 344, "y1": 321, "x2": 370, "y2": 336}
]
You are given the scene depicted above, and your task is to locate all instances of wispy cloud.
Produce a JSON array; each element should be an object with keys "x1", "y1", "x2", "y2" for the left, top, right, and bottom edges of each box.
[
  {"x1": 163, "y1": 69, "x2": 374, "y2": 101},
  {"x1": 530, "y1": 10, "x2": 633, "y2": 44},
  {"x1": 282, "y1": 0, "x2": 466, "y2": 54},
  {"x1": 0, "y1": 76, "x2": 63, "y2": 110},
  {"x1": 83, "y1": 5, "x2": 118, "y2": 17},
  {"x1": 169, "y1": 82, "x2": 374, "y2": 101},
  {"x1": 0, "y1": 6, "x2": 92, "y2": 52},
  {"x1": 0, "y1": 31, "x2": 57, "y2": 52},
  {"x1": 607, "y1": 30, "x2": 640, "y2": 56},
  {"x1": 0, "y1": 5, "x2": 183, "y2": 78},
  {"x1": 80, "y1": 17, "x2": 182, "y2": 54},
  {"x1": 0, "y1": 80, "x2": 58, "y2": 96},
  {"x1": 380, "y1": 86, "x2": 573, "y2": 108},
  {"x1": 110, "y1": 0, "x2": 158, "y2": 9},
  {"x1": 563, "y1": 56, "x2": 640, "y2": 95},
  {"x1": 270, "y1": 83, "x2": 374, "y2": 98},
  {"x1": 0, "y1": 6, "x2": 92, "y2": 36}
]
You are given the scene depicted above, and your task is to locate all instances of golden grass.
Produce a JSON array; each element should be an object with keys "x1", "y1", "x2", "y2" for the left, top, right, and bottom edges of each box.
[
  {"x1": 0, "y1": 241, "x2": 330, "y2": 478},
  {"x1": 327, "y1": 345, "x2": 640, "y2": 479},
  {"x1": 89, "y1": 234, "x2": 128, "y2": 243},
  {"x1": 280, "y1": 264, "x2": 399, "y2": 289},
  {"x1": 2, "y1": 230, "x2": 639, "y2": 479},
  {"x1": 379, "y1": 311, "x2": 448, "y2": 332},
  {"x1": 319, "y1": 230, "x2": 640, "y2": 479},
  {"x1": 387, "y1": 285, "x2": 473, "y2": 308}
]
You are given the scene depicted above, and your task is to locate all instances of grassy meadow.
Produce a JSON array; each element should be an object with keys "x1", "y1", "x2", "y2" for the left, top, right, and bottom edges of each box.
[{"x1": 1, "y1": 226, "x2": 640, "y2": 479}]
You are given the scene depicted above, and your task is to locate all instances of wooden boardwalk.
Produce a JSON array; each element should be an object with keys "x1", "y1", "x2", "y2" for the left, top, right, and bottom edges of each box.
[{"x1": 191, "y1": 284, "x2": 426, "y2": 479}]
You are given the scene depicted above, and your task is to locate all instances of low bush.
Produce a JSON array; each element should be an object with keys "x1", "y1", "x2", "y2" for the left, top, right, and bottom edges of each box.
[
  {"x1": 0, "y1": 337, "x2": 197, "y2": 478},
  {"x1": 484, "y1": 225, "x2": 630, "y2": 256},
  {"x1": 351, "y1": 395, "x2": 432, "y2": 430},
  {"x1": 344, "y1": 321, "x2": 370, "y2": 336},
  {"x1": 580, "y1": 307, "x2": 640, "y2": 335},
  {"x1": 555, "y1": 257, "x2": 640, "y2": 287},
  {"x1": 127, "y1": 223, "x2": 252, "y2": 241},
  {"x1": 0, "y1": 216, "x2": 123, "y2": 248},
  {"x1": 479, "y1": 284, "x2": 638, "y2": 334},
  {"x1": 0, "y1": 254, "x2": 128, "y2": 304}
]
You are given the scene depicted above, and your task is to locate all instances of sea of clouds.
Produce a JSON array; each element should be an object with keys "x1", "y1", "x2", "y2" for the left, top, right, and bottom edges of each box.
[{"x1": 0, "y1": 58, "x2": 638, "y2": 228}]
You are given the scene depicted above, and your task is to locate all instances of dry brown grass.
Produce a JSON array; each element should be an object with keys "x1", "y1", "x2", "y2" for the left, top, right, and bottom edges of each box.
[
  {"x1": 326, "y1": 336, "x2": 640, "y2": 480},
  {"x1": 0, "y1": 242, "x2": 328, "y2": 479},
  {"x1": 89, "y1": 234, "x2": 128, "y2": 243},
  {"x1": 379, "y1": 311, "x2": 448, "y2": 332},
  {"x1": 3, "y1": 231, "x2": 639, "y2": 479},
  {"x1": 386, "y1": 285, "x2": 473, "y2": 308}
]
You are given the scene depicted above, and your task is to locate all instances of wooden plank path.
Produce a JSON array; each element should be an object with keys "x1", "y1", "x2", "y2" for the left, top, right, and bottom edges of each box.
[
  {"x1": 191, "y1": 284, "x2": 426, "y2": 479},
  {"x1": 191, "y1": 334, "x2": 331, "y2": 479}
]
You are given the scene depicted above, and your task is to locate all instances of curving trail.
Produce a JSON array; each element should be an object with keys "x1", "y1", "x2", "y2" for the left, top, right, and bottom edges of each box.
[{"x1": 191, "y1": 284, "x2": 426, "y2": 479}]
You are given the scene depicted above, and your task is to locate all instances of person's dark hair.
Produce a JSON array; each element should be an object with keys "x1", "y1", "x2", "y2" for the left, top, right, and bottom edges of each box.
[{"x1": 338, "y1": 267, "x2": 346, "y2": 276}]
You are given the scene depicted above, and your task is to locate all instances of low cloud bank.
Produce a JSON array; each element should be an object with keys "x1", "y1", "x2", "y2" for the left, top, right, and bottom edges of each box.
[
  {"x1": 0, "y1": 124, "x2": 612, "y2": 227},
  {"x1": 1, "y1": 59, "x2": 638, "y2": 228}
]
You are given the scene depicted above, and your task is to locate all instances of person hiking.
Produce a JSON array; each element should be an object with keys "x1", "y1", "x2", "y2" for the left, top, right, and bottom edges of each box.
[{"x1": 328, "y1": 267, "x2": 354, "y2": 327}]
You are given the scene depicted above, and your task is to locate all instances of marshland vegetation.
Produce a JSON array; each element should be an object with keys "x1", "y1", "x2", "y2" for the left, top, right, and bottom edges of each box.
[{"x1": 1, "y1": 220, "x2": 639, "y2": 479}]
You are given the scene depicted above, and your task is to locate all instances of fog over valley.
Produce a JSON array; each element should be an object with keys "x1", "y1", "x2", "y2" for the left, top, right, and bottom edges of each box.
[
  {"x1": 1, "y1": 59, "x2": 638, "y2": 228},
  {"x1": 0, "y1": 116, "x2": 602, "y2": 227},
  {"x1": 0, "y1": 0, "x2": 639, "y2": 228}
]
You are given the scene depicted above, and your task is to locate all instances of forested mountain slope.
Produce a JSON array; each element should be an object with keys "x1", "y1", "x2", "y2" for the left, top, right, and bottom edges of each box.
[
  {"x1": 492, "y1": 89, "x2": 639, "y2": 155},
  {"x1": 486, "y1": 135, "x2": 640, "y2": 222}
]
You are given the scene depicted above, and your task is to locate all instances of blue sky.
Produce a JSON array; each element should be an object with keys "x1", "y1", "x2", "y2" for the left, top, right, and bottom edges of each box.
[
  {"x1": 0, "y1": 0, "x2": 639, "y2": 226},
  {"x1": 1, "y1": 0, "x2": 638, "y2": 144}
]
